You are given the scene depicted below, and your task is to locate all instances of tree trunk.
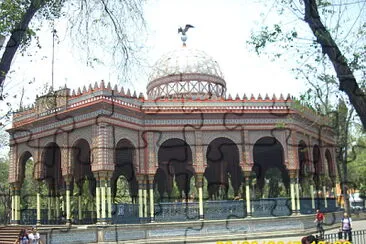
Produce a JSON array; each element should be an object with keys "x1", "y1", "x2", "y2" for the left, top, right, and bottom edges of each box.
[
  {"x1": 303, "y1": 0, "x2": 366, "y2": 129},
  {"x1": 0, "y1": 0, "x2": 45, "y2": 99}
]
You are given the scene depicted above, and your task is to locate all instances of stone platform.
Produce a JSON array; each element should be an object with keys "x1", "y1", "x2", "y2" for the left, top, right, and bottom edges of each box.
[{"x1": 32, "y1": 211, "x2": 354, "y2": 244}]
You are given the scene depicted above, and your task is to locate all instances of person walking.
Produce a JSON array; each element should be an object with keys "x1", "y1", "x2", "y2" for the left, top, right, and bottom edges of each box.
[
  {"x1": 340, "y1": 212, "x2": 352, "y2": 242},
  {"x1": 314, "y1": 209, "x2": 325, "y2": 238}
]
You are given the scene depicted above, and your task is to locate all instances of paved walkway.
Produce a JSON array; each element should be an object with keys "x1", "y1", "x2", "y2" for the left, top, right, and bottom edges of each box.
[{"x1": 197, "y1": 220, "x2": 366, "y2": 244}]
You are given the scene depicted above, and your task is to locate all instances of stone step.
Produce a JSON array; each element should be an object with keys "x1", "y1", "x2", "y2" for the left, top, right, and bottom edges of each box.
[{"x1": 0, "y1": 225, "x2": 30, "y2": 244}]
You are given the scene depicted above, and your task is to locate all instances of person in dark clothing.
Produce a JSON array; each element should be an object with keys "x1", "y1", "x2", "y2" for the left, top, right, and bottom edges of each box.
[
  {"x1": 17, "y1": 228, "x2": 29, "y2": 244},
  {"x1": 301, "y1": 235, "x2": 318, "y2": 244}
]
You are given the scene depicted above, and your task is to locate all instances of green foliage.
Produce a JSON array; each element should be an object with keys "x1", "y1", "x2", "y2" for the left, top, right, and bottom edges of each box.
[
  {"x1": 347, "y1": 135, "x2": 366, "y2": 190},
  {"x1": 20, "y1": 159, "x2": 38, "y2": 210},
  {"x1": 0, "y1": 0, "x2": 24, "y2": 35},
  {"x1": 247, "y1": 0, "x2": 366, "y2": 122},
  {"x1": 248, "y1": 24, "x2": 298, "y2": 56},
  {"x1": 0, "y1": 0, "x2": 66, "y2": 51},
  {"x1": 70, "y1": 178, "x2": 94, "y2": 220},
  {"x1": 0, "y1": 157, "x2": 10, "y2": 224},
  {"x1": 114, "y1": 175, "x2": 131, "y2": 203},
  {"x1": 263, "y1": 168, "x2": 288, "y2": 198}
]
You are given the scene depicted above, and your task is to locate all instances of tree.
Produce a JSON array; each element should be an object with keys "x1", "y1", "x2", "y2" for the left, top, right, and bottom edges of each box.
[
  {"x1": 0, "y1": 0, "x2": 145, "y2": 99},
  {"x1": 0, "y1": 157, "x2": 11, "y2": 224},
  {"x1": 248, "y1": 0, "x2": 366, "y2": 129},
  {"x1": 348, "y1": 132, "x2": 366, "y2": 192}
]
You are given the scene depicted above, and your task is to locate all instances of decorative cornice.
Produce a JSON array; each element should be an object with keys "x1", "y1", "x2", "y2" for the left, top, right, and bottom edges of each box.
[{"x1": 10, "y1": 84, "x2": 332, "y2": 139}]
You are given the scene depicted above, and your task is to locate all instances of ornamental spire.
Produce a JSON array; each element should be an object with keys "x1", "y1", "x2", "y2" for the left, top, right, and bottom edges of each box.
[{"x1": 178, "y1": 24, "x2": 194, "y2": 47}]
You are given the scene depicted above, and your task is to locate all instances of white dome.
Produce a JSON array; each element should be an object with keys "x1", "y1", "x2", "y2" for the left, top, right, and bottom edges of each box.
[
  {"x1": 147, "y1": 47, "x2": 226, "y2": 99},
  {"x1": 149, "y1": 48, "x2": 224, "y2": 81}
]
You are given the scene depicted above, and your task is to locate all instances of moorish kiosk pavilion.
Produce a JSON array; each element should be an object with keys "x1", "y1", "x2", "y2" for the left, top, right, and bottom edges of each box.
[{"x1": 7, "y1": 37, "x2": 338, "y2": 228}]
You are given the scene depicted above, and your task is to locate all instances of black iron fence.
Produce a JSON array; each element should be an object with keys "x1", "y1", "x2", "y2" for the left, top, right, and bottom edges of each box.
[
  {"x1": 20, "y1": 209, "x2": 96, "y2": 225},
  {"x1": 300, "y1": 198, "x2": 338, "y2": 214},
  {"x1": 17, "y1": 198, "x2": 340, "y2": 224},
  {"x1": 323, "y1": 229, "x2": 366, "y2": 244}
]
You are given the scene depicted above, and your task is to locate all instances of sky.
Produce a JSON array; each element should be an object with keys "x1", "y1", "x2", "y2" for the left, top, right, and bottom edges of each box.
[
  {"x1": 0, "y1": 0, "x2": 318, "y2": 156},
  {"x1": 1, "y1": 0, "x2": 365, "y2": 157},
  {"x1": 1, "y1": 0, "x2": 309, "y2": 111},
  {"x1": 1, "y1": 0, "x2": 338, "y2": 157}
]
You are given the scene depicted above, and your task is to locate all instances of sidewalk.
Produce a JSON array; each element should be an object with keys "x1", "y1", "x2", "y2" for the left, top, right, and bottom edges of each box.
[{"x1": 197, "y1": 219, "x2": 366, "y2": 244}]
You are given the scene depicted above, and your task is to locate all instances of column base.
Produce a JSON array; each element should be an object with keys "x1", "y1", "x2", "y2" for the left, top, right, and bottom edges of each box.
[
  {"x1": 138, "y1": 217, "x2": 149, "y2": 224},
  {"x1": 246, "y1": 214, "x2": 252, "y2": 218},
  {"x1": 10, "y1": 220, "x2": 20, "y2": 225},
  {"x1": 96, "y1": 218, "x2": 108, "y2": 225},
  {"x1": 199, "y1": 215, "x2": 204, "y2": 220}
]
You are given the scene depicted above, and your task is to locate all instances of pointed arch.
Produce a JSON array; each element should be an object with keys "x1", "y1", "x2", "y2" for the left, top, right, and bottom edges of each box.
[
  {"x1": 204, "y1": 137, "x2": 242, "y2": 200},
  {"x1": 155, "y1": 138, "x2": 194, "y2": 201},
  {"x1": 252, "y1": 137, "x2": 289, "y2": 198},
  {"x1": 112, "y1": 139, "x2": 138, "y2": 203}
]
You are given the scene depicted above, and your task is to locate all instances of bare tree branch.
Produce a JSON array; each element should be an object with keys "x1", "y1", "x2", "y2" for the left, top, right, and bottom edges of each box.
[{"x1": 303, "y1": 0, "x2": 366, "y2": 129}]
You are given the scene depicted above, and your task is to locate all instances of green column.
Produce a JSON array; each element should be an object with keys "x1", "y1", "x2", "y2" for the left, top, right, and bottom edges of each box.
[
  {"x1": 333, "y1": 186, "x2": 338, "y2": 207},
  {"x1": 139, "y1": 187, "x2": 144, "y2": 218},
  {"x1": 143, "y1": 179, "x2": 148, "y2": 218},
  {"x1": 107, "y1": 178, "x2": 112, "y2": 222},
  {"x1": 48, "y1": 194, "x2": 52, "y2": 223},
  {"x1": 36, "y1": 190, "x2": 41, "y2": 225},
  {"x1": 11, "y1": 187, "x2": 15, "y2": 224},
  {"x1": 66, "y1": 182, "x2": 71, "y2": 224},
  {"x1": 310, "y1": 184, "x2": 315, "y2": 209},
  {"x1": 195, "y1": 174, "x2": 204, "y2": 220},
  {"x1": 290, "y1": 177, "x2": 296, "y2": 215},
  {"x1": 11, "y1": 185, "x2": 19, "y2": 225},
  {"x1": 136, "y1": 175, "x2": 145, "y2": 221},
  {"x1": 95, "y1": 179, "x2": 100, "y2": 222},
  {"x1": 148, "y1": 175, "x2": 155, "y2": 222},
  {"x1": 245, "y1": 179, "x2": 251, "y2": 217},
  {"x1": 57, "y1": 195, "x2": 61, "y2": 223},
  {"x1": 78, "y1": 195, "x2": 82, "y2": 223},
  {"x1": 296, "y1": 179, "x2": 301, "y2": 214},
  {"x1": 244, "y1": 171, "x2": 252, "y2": 218},
  {"x1": 15, "y1": 189, "x2": 20, "y2": 223},
  {"x1": 101, "y1": 178, "x2": 106, "y2": 222},
  {"x1": 323, "y1": 185, "x2": 328, "y2": 208}
]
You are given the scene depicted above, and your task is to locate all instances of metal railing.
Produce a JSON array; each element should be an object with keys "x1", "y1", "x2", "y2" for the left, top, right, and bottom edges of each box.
[{"x1": 323, "y1": 229, "x2": 366, "y2": 244}]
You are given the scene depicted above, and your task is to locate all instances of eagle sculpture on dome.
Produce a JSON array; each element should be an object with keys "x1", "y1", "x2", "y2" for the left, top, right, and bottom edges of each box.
[
  {"x1": 178, "y1": 24, "x2": 194, "y2": 46},
  {"x1": 178, "y1": 24, "x2": 194, "y2": 35}
]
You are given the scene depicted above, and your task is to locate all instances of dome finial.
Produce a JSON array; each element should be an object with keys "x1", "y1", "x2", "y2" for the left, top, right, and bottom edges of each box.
[{"x1": 178, "y1": 24, "x2": 194, "y2": 47}]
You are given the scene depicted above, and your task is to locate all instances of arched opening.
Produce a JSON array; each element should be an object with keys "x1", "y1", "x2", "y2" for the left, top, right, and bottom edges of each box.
[
  {"x1": 42, "y1": 142, "x2": 64, "y2": 224},
  {"x1": 204, "y1": 137, "x2": 242, "y2": 200},
  {"x1": 112, "y1": 139, "x2": 137, "y2": 204},
  {"x1": 18, "y1": 151, "x2": 38, "y2": 224},
  {"x1": 71, "y1": 139, "x2": 95, "y2": 224},
  {"x1": 155, "y1": 138, "x2": 194, "y2": 202},
  {"x1": 253, "y1": 137, "x2": 289, "y2": 198},
  {"x1": 298, "y1": 141, "x2": 311, "y2": 197}
]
